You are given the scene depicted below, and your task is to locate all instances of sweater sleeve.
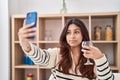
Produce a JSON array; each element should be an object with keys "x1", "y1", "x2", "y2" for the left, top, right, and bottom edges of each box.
[
  {"x1": 23, "y1": 43, "x2": 60, "y2": 68},
  {"x1": 94, "y1": 55, "x2": 114, "y2": 80}
]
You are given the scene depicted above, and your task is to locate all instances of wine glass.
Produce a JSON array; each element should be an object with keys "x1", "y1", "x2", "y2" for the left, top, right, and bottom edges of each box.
[{"x1": 82, "y1": 41, "x2": 93, "y2": 65}]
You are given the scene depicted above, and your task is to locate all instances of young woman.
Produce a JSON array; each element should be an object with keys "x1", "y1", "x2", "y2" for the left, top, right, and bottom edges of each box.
[{"x1": 18, "y1": 18, "x2": 114, "y2": 80}]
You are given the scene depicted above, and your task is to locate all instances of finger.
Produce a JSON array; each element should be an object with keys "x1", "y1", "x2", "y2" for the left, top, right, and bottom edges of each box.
[
  {"x1": 83, "y1": 53, "x2": 90, "y2": 58},
  {"x1": 24, "y1": 38, "x2": 36, "y2": 42},
  {"x1": 22, "y1": 32, "x2": 36, "y2": 38},
  {"x1": 91, "y1": 46, "x2": 98, "y2": 50},
  {"x1": 18, "y1": 28, "x2": 25, "y2": 36},
  {"x1": 23, "y1": 19, "x2": 26, "y2": 26},
  {"x1": 81, "y1": 49, "x2": 86, "y2": 53},
  {"x1": 26, "y1": 23, "x2": 35, "y2": 28},
  {"x1": 81, "y1": 49, "x2": 91, "y2": 54},
  {"x1": 22, "y1": 28, "x2": 37, "y2": 34},
  {"x1": 23, "y1": 19, "x2": 35, "y2": 29}
]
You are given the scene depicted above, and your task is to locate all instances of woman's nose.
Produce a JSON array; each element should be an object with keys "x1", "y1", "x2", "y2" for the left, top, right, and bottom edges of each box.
[{"x1": 70, "y1": 33, "x2": 75, "y2": 38}]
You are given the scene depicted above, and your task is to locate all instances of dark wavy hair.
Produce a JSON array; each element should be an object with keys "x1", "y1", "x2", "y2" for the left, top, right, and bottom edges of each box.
[{"x1": 58, "y1": 18, "x2": 95, "y2": 79}]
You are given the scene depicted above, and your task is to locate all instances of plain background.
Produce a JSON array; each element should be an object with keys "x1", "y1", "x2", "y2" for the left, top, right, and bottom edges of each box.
[
  {"x1": 9, "y1": 0, "x2": 120, "y2": 15},
  {"x1": 0, "y1": 0, "x2": 120, "y2": 80}
]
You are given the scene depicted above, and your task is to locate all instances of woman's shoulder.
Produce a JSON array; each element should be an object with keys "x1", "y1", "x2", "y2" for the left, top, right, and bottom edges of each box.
[{"x1": 47, "y1": 47, "x2": 60, "y2": 53}]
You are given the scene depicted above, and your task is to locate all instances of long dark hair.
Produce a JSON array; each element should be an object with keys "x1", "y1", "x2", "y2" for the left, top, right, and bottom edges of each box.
[{"x1": 58, "y1": 18, "x2": 95, "y2": 79}]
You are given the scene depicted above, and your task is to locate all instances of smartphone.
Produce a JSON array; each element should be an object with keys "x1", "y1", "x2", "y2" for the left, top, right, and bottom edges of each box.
[{"x1": 26, "y1": 11, "x2": 37, "y2": 39}]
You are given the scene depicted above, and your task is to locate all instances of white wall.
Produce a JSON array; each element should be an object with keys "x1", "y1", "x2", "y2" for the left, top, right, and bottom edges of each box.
[
  {"x1": 0, "y1": 0, "x2": 10, "y2": 80},
  {"x1": 9, "y1": 0, "x2": 120, "y2": 15}
]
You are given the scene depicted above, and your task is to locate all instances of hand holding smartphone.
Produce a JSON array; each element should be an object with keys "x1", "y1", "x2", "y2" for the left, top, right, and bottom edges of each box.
[{"x1": 26, "y1": 11, "x2": 37, "y2": 39}]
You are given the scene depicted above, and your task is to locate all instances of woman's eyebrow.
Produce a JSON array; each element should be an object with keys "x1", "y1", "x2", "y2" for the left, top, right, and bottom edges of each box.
[
  {"x1": 67, "y1": 29, "x2": 81, "y2": 32},
  {"x1": 68, "y1": 28, "x2": 80, "y2": 30},
  {"x1": 74, "y1": 28, "x2": 81, "y2": 31}
]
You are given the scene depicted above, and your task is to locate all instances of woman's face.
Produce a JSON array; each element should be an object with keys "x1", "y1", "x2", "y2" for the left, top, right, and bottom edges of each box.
[{"x1": 66, "y1": 24, "x2": 83, "y2": 48}]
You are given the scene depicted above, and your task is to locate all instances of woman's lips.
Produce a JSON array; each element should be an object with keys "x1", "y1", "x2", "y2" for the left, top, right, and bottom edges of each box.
[{"x1": 69, "y1": 40, "x2": 76, "y2": 43}]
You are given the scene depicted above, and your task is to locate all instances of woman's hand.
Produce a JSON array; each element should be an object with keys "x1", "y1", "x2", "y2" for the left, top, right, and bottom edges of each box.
[
  {"x1": 81, "y1": 45, "x2": 104, "y2": 60},
  {"x1": 18, "y1": 20, "x2": 37, "y2": 52}
]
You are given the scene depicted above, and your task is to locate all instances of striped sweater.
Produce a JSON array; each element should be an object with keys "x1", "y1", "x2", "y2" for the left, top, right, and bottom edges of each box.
[{"x1": 23, "y1": 43, "x2": 114, "y2": 80}]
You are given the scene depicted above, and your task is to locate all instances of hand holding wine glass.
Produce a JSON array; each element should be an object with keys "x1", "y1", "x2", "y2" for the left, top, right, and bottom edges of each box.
[
  {"x1": 82, "y1": 41, "x2": 104, "y2": 65},
  {"x1": 82, "y1": 41, "x2": 93, "y2": 65}
]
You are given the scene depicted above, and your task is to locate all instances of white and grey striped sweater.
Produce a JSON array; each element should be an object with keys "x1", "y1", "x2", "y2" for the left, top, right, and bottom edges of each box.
[{"x1": 23, "y1": 43, "x2": 114, "y2": 80}]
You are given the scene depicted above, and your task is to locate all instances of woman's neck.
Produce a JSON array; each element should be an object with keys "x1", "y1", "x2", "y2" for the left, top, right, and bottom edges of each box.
[
  {"x1": 71, "y1": 47, "x2": 80, "y2": 65},
  {"x1": 71, "y1": 46, "x2": 80, "y2": 55}
]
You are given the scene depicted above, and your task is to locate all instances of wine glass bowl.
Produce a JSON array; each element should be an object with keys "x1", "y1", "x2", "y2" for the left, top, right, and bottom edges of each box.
[{"x1": 82, "y1": 41, "x2": 93, "y2": 65}]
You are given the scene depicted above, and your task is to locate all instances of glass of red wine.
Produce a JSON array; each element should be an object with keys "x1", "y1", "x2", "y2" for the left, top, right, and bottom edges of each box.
[{"x1": 82, "y1": 41, "x2": 93, "y2": 65}]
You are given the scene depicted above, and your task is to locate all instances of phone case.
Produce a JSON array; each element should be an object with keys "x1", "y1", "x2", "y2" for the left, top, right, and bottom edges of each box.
[{"x1": 25, "y1": 11, "x2": 37, "y2": 39}]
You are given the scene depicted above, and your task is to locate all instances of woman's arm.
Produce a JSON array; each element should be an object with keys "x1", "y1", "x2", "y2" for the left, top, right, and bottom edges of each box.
[
  {"x1": 18, "y1": 20, "x2": 36, "y2": 52},
  {"x1": 94, "y1": 55, "x2": 114, "y2": 80},
  {"x1": 82, "y1": 46, "x2": 114, "y2": 80},
  {"x1": 23, "y1": 43, "x2": 59, "y2": 68},
  {"x1": 18, "y1": 20, "x2": 59, "y2": 68}
]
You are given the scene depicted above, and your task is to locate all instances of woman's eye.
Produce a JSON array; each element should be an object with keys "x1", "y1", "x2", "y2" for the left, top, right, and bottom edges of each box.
[
  {"x1": 67, "y1": 31, "x2": 70, "y2": 34},
  {"x1": 75, "y1": 31, "x2": 79, "y2": 34}
]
